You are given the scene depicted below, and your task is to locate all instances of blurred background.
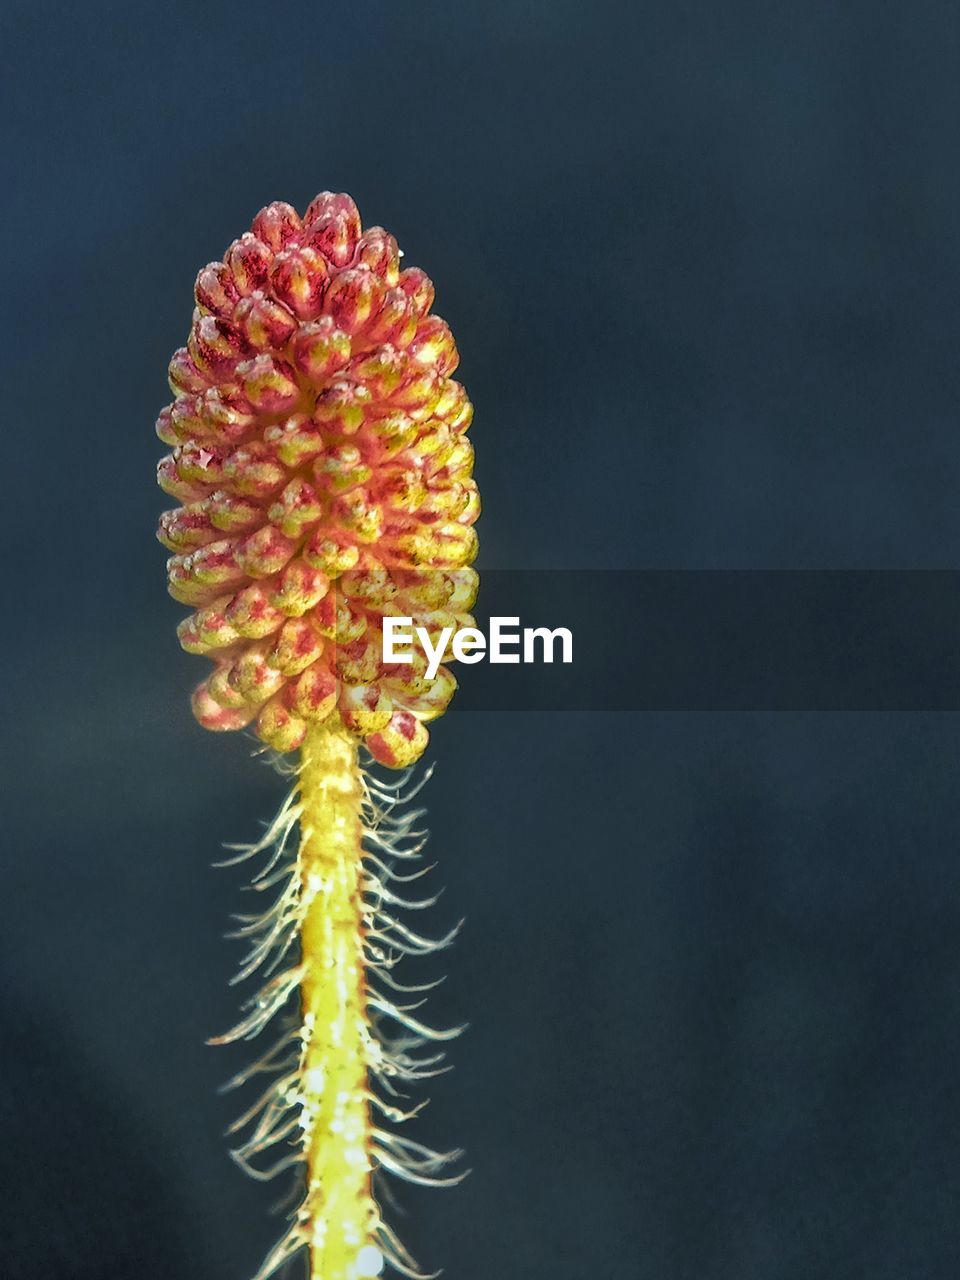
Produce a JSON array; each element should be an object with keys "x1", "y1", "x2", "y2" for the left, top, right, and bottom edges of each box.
[{"x1": 4, "y1": 2, "x2": 960, "y2": 1277}]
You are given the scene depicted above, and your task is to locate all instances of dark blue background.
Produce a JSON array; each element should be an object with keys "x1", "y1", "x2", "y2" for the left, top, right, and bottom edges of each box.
[{"x1": 3, "y1": 2, "x2": 960, "y2": 1277}]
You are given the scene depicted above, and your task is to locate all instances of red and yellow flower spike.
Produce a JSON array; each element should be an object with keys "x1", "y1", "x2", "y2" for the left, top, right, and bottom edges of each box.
[
  {"x1": 158, "y1": 190, "x2": 479, "y2": 766},
  {"x1": 157, "y1": 194, "x2": 478, "y2": 1280}
]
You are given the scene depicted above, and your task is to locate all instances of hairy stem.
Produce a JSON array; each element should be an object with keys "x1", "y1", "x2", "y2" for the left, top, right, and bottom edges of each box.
[
  {"x1": 218, "y1": 719, "x2": 458, "y2": 1280},
  {"x1": 297, "y1": 720, "x2": 379, "y2": 1279}
]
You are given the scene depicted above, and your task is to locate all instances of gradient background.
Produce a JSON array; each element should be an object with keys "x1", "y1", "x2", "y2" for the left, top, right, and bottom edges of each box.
[{"x1": 4, "y1": 2, "x2": 960, "y2": 1277}]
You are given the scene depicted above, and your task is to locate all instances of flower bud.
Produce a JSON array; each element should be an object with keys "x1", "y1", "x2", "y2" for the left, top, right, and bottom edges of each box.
[
  {"x1": 168, "y1": 347, "x2": 209, "y2": 396},
  {"x1": 157, "y1": 503, "x2": 219, "y2": 551},
  {"x1": 188, "y1": 314, "x2": 248, "y2": 378},
  {"x1": 267, "y1": 617, "x2": 325, "y2": 676},
  {"x1": 192, "y1": 682, "x2": 257, "y2": 731},
  {"x1": 231, "y1": 642, "x2": 287, "y2": 702},
  {"x1": 325, "y1": 268, "x2": 384, "y2": 333},
  {"x1": 222, "y1": 440, "x2": 286, "y2": 498},
  {"x1": 367, "y1": 709, "x2": 430, "y2": 769},
  {"x1": 157, "y1": 453, "x2": 209, "y2": 502},
  {"x1": 302, "y1": 528, "x2": 360, "y2": 577},
  {"x1": 398, "y1": 267, "x2": 434, "y2": 316},
  {"x1": 235, "y1": 291, "x2": 298, "y2": 349},
  {"x1": 252, "y1": 201, "x2": 303, "y2": 251},
  {"x1": 305, "y1": 193, "x2": 361, "y2": 267},
  {"x1": 226, "y1": 233, "x2": 273, "y2": 295},
  {"x1": 338, "y1": 683, "x2": 393, "y2": 736},
  {"x1": 291, "y1": 316, "x2": 351, "y2": 382},
  {"x1": 289, "y1": 662, "x2": 338, "y2": 721},
  {"x1": 268, "y1": 478, "x2": 325, "y2": 539},
  {"x1": 364, "y1": 287, "x2": 417, "y2": 349},
  {"x1": 237, "y1": 354, "x2": 301, "y2": 414},
  {"x1": 313, "y1": 380, "x2": 373, "y2": 434},
  {"x1": 356, "y1": 227, "x2": 401, "y2": 284},
  {"x1": 347, "y1": 344, "x2": 405, "y2": 398},
  {"x1": 270, "y1": 246, "x2": 328, "y2": 319},
  {"x1": 256, "y1": 693, "x2": 307, "y2": 752},
  {"x1": 234, "y1": 524, "x2": 298, "y2": 577},
  {"x1": 270, "y1": 559, "x2": 330, "y2": 616},
  {"x1": 195, "y1": 261, "x2": 239, "y2": 317},
  {"x1": 335, "y1": 635, "x2": 381, "y2": 683},
  {"x1": 312, "y1": 443, "x2": 371, "y2": 494},
  {"x1": 224, "y1": 582, "x2": 287, "y2": 639},
  {"x1": 409, "y1": 316, "x2": 458, "y2": 376}
]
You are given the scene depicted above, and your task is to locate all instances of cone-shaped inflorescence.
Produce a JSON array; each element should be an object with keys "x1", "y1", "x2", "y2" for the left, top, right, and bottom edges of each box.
[{"x1": 157, "y1": 193, "x2": 479, "y2": 766}]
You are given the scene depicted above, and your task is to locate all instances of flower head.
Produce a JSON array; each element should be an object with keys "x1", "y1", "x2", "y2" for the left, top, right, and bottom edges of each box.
[{"x1": 157, "y1": 194, "x2": 478, "y2": 766}]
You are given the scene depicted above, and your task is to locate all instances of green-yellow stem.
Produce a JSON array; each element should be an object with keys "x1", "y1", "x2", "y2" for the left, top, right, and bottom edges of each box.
[{"x1": 297, "y1": 721, "x2": 381, "y2": 1280}]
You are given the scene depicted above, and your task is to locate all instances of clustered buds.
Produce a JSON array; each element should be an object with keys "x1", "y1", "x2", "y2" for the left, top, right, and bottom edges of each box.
[{"x1": 157, "y1": 194, "x2": 479, "y2": 767}]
